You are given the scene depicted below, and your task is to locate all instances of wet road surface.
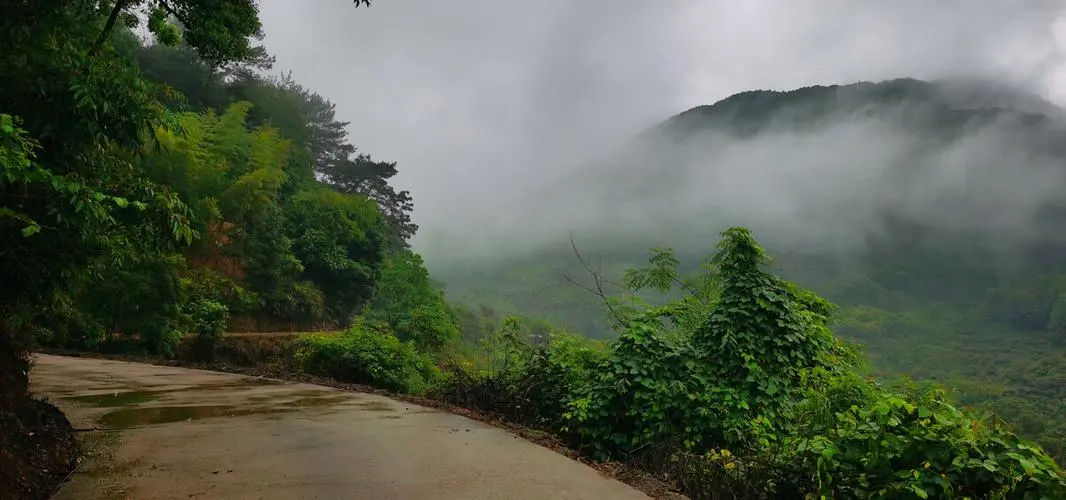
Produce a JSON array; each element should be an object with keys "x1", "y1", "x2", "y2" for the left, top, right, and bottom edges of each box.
[{"x1": 30, "y1": 354, "x2": 648, "y2": 500}]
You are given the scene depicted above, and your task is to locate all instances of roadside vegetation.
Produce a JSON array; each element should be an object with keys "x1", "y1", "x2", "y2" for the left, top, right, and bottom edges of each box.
[{"x1": 3, "y1": 1, "x2": 1065, "y2": 499}]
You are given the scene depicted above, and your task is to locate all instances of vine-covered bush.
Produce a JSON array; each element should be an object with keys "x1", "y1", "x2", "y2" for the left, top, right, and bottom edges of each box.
[{"x1": 554, "y1": 227, "x2": 1066, "y2": 498}]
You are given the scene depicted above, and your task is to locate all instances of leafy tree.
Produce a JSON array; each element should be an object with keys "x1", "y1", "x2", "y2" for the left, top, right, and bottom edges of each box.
[
  {"x1": 137, "y1": 43, "x2": 231, "y2": 110},
  {"x1": 0, "y1": 1, "x2": 194, "y2": 410},
  {"x1": 322, "y1": 154, "x2": 418, "y2": 250},
  {"x1": 366, "y1": 251, "x2": 460, "y2": 353},
  {"x1": 287, "y1": 186, "x2": 388, "y2": 323},
  {"x1": 229, "y1": 73, "x2": 419, "y2": 249},
  {"x1": 91, "y1": 0, "x2": 263, "y2": 65}
]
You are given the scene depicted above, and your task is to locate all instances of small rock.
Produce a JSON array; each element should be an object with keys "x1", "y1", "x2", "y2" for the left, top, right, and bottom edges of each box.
[{"x1": 212, "y1": 469, "x2": 220, "y2": 474}]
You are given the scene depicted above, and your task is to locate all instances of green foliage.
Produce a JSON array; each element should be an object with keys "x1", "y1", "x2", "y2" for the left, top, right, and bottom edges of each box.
[
  {"x1": 2, "y1": 0, "x2": 397, "y2": 369},
  {"x1": 295, "y1": 320, "x2": 440, "y2": 394},
  {"x1": 500, "y1": 227, "x2": 1066, "y2": 498},
  {"x1": 270, "y1": 281, "x2": 328, "y2": 325},
  {"x1": 0, "y1": 114, "x2": 109, "y2": 239},
  {"x1": 227, "y1": 72, "x2": 419, "y2": 249},
  {"x1": 432, "y1": 78, "x2": 1066, "y2": 460},
  {"x1": 367, "y1": 251, "x2": 460, "y2": 353},
  {"x1": 81, "y1": 249, "x2": 187, "y2": 352},
  {"x1": 182, "y1": 297, "x2": 230, "y2": 359},
  {"x1": 180, "y1": 268, "x2": 259, "y2": 315},
  {"x1": 12, "y1": 3, "x2": 1062, "y2": 497},
  {"x1": 450, "y1": 303, "x2": 501, "y2": 344},
  {"x1": 93, "y1": 0, "x2": 263, "y2": 67},
  {"x1": 564, "y1": 229, "x2": 848, "y2": 457},
  {"x1": 782, "y1": 383, "x2": 1066, "y2": 499},
  {"x1": 288, "y1": 186, "x2": 388, "y2": 322},
  {"x1": 565, "y1": 319, "x2": 703, "y2": 453},
  {"x1": 185, "y1": 299, "x2": 231, "y2": 338},
  {"x1": 430, "y1": 322, "x2": 606, "y2": 430},
  {"x1": 617, "y1": 246, "x2": 718, "y2": 333}
]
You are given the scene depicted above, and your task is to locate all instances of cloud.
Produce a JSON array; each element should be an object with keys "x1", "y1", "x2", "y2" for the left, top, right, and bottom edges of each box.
[
  {"x1": 579, "y1": 114, "x2": 1066, "y2": 256},
  {"x1": 255, "y1": 0, "x2": 1066, "y2": 260}
]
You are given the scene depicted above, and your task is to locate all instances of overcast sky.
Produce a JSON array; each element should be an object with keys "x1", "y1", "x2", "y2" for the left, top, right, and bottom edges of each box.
[{"x1": 256, "y1": 0, "x2": 1066, "y2": 256}]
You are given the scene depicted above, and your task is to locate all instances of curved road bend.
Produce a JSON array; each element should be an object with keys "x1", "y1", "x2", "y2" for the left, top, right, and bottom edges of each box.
[{"x1": 30, "y1": 354, "x2": 648, "y2": 500}]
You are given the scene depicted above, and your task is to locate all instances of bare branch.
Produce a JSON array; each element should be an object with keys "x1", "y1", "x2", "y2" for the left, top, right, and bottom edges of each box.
[
  {"x1": 672, "y1": 276, "x2": 707, "y2": 305},
  {"x1": 564, "y1": 233, "x2": 631, "y2": 330}
]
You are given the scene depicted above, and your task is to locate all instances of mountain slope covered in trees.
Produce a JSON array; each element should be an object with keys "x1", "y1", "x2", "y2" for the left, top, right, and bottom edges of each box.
[{"x1": 433, "y1": 77, "x2": 1066, "y2": 452}]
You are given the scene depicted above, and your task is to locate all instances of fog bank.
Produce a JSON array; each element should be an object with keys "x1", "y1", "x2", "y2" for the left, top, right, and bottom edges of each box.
[{"x1": 255, "y1": 0, "x2": 1066, "y2": 264}]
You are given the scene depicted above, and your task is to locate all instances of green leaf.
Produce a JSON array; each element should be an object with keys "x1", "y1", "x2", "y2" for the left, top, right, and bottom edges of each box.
[
  {"x1": 765, "y1": 381, "x2": 779, "y2": 395},
  {"x1": 21, "y1": 224, "x2": 40, "y2": 237},
  {"x1": 114, "y1": 197, "x2": 129, "y2": 208}
]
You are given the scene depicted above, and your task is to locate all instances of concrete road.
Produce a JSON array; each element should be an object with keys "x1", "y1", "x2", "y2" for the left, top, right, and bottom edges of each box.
[{"x1": 30, "y1": 354, "x2": 648, "y2": 500}]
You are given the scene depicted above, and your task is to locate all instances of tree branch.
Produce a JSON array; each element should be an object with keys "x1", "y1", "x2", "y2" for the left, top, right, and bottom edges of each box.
[
  {"x1": 672, "y1": 276, "x2": 708, "y2": 305},
  {"x1": 89, "y1": 0, "x2": 131, "y2": 56},
  {"x1": 157, "y1": 0, "x2": 192, "y2": 30},
  {"x1": 563, "y1": 233, "x2": 630, "y2": 330}
]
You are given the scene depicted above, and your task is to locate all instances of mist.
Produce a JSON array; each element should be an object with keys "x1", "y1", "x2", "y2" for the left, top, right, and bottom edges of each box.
[
  {"x1": 534, "y1": 102, "x2": 1066, "y2": 254},
  {"x1": 255, "y1": 0, "x2": 1066, "y2": 265}
]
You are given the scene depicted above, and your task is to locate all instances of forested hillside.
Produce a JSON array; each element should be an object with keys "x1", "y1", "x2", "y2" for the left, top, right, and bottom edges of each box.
[
  {"x1": 433, "y1": 78, "x2": 1066, "y2": 453},
  {"x1": 1, "y1": 2, "x2": 458, "y2": 495},
  {"x1": 0, "y1": 0, "x2": 449, "y2": 351}
]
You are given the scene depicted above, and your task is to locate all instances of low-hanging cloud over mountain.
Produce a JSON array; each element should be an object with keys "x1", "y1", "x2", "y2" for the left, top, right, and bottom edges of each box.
[{"x1": 255, "y1": 0, "x2": 1066, "y2": 261}]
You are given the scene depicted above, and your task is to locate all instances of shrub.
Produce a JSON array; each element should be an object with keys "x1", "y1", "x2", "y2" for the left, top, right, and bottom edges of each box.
[
  {"x1": 561, "y1": 227, "x2": 1066, "y2": 498},
  {"x1": 182, "y1": 268, "x2": 259, "y2": 315},
  {"x1": 183, "y1": 298, "x2": 231, "y2": 360},
  {"x1": 295, "y1": 320, "x2": 439, "y2": 394},
  {"x1": 138, "y1": 318, "x2": 183, "y2": 357},
  {"x1": 186, "y1": 299, "x2": 231, "y2": 339},
  {"x1": 175, "y1": 335, "x2": 301, "y2": 371},
  {"x1": 430, "y1": 331, "x2": 605, "y2": 430},
  {"x1": 270, "y1": 280, "x2": 327, "y2": 325}
]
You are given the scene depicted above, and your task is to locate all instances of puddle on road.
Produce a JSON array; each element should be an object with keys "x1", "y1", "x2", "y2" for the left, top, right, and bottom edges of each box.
[
  {"x1": 72, "y1": 375, "x2": 399, "y2": 429},
  {"x1": 64, "y1": 378, "x2": 284, "y2": 408},
  {"x1": 68, "y1": 390, "x2": 164, "y2": 407},
  {"x1": 95, "y1": 392, "x2": 356, "y2": 428},
  {"x1": 98, "y1": 405, "x2": 292, "y2": 429}
]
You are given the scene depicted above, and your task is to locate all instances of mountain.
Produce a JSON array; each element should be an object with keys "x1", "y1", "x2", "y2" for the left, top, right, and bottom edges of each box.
[{"x1": 430, "y1": 77, "x2": 1066, "y2": 451}]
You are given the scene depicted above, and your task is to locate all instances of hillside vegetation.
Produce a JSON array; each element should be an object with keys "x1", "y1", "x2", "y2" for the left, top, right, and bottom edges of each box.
[
  {"x1": 2, "y1": 2, "x2": 1066, "y2": 498},
  {"x1": 433, "y1": 77, "x2": 1066, "y2": 456}
]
